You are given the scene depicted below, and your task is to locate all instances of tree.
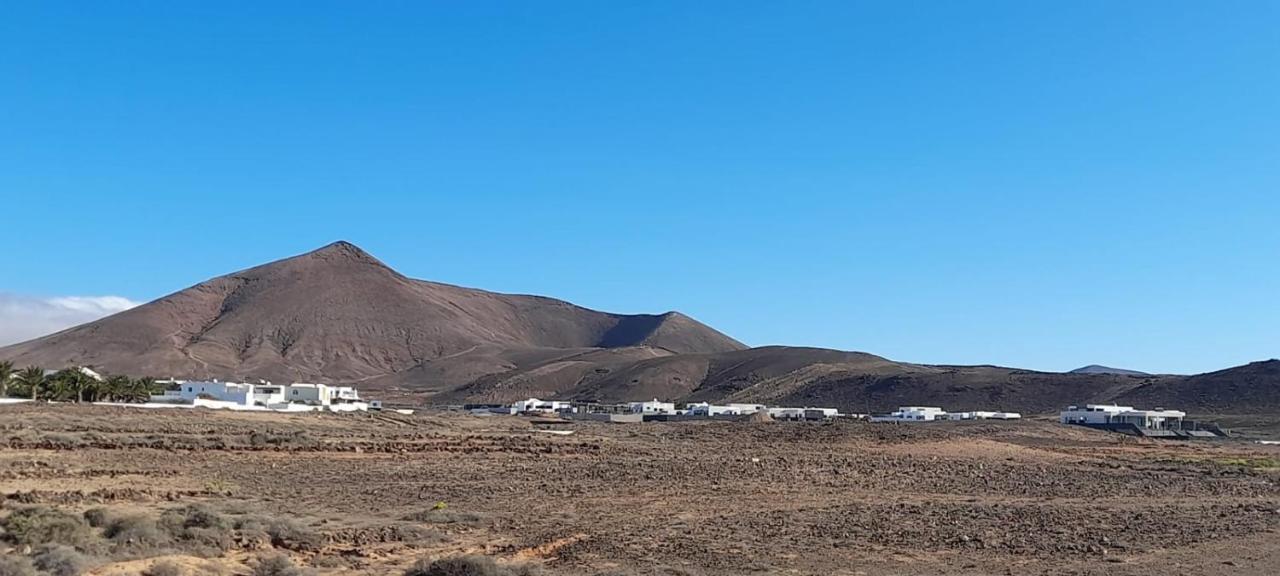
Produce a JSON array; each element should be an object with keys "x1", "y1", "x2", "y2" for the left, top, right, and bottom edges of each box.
[
  {"x1": 0, "y1": 360, "x2": 13, "y2": 397},
  {"x1": 11, "y1": 366, "x2": 45, "y2": 400},
  {"x1": 49, "y1": 368, "x2": 95, "y2": 403},
  {"x1": 102, "y1": 375, "x2": 132, "y2": 402}
]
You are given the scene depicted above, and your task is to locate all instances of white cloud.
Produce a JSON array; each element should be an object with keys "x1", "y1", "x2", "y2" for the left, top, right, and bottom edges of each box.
[{"x1": 0, "y1": 294, "x2": 141, "y2": 346}]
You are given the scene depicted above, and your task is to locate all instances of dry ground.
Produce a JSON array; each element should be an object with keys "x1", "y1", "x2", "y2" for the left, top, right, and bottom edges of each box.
[{"x1": 2, "y1": 404, "x2": 1279, "y2": 575}]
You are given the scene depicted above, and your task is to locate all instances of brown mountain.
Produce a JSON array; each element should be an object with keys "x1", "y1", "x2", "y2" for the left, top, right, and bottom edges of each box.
[
  {"x1": 0, "y1": 241, "x2": 745, "y2": 383},
  {"x1": 3, "y1": 242, "x2": 1275, "y2": 416}
]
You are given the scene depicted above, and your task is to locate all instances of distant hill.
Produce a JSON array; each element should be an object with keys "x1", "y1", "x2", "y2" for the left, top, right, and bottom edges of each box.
[
  {"x1": 1069, "y1": 365, "x2": 1150, "y2": 376},
  {"x1": 2, "y1": 242, "x2": 1276, "y2": 416}
]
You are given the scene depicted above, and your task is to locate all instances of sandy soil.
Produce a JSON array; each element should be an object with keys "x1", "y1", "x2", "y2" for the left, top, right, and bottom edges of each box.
[{"x1": 2, "y1": 404, "x2": 1278, "y2": 575}]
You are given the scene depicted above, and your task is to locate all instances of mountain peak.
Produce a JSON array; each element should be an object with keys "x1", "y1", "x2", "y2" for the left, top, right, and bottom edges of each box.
[
  {"x1": 297, "y1": 240, "x2": 390, "y2": 269},
  {"x1": 1069, "y1": 364, "x2": 1149, "y2": 376}
]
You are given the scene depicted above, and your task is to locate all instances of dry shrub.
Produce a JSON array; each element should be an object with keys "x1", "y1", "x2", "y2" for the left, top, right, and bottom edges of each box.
[
  {"x1": 235, "y1": 516, "x2": 323, "y2": 551},
  {"x1": 252, "y1": 553, "x2": 310, "y2": 576},
  {"x1": 158, "y1": 504, "x2": 234, "y2": 556},
  {"x1": 32, "y1": 545, "x2": 93, "y2": 576},
  {"x1": 404, "y1": 555, "x2": 540, "y2": 576},
  {"x1": 104, "y1": 514, "x2": 171, "y2": 550},
  {"x1": 82, "y1": 508, "x2": 117, "y2": 529},
  {"x1": 0, "y1": 556, "x2": 37, "y2": 576},
  {"x1": 143, "y1": 560, "x2": 185, "y2": 576},
  {"x1": 0, "y1": 506, "x2": 97, "y2": 550}
]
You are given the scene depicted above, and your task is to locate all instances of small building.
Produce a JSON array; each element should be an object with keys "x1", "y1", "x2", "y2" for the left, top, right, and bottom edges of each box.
[
  {"x1": 629, "y1": 399, "x2": 676, "y2": 415},
  {"x1": 511, "y1": 398, "x2": 571, "y2": 414},
  {"x1": 948, "y1": 411, "x2": 1022, "y2": 421},
  {"x1": 870, "y1": 406, "x2": 947, "y2": 422},
  {"x1": 686, "y1": 402, "x2": 766, "y2": 416},
  {"x1": 285, "y1": 383, "x2": 361, "y2": 406}
]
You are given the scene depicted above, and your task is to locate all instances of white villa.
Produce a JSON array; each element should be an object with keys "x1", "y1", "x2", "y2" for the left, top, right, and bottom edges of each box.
[
  {"x1": 1060, "y1": 404, "x2": 1185, "y2": 430},
  {"x1": 686, "y1": 402, "x2": 766, "y2": 416},
  {"x1": 150, "y1": 379, "x2": 368, "y2": 412},
  {"x1": 870, "y1": 406, "x2": 948, "y2": 422},
  {"x1": 948, "y1": 411, "x2": 1022, "y2": 421},
  {"x1": 510, "y1": 398, "x2": 572, "y2": 414},
  {"x1": 629, "y1": 399, "x2": 677, "y2": 415}
]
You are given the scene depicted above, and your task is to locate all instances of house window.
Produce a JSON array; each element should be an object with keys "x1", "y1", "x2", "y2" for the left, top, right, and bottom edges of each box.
[
  {"x1": 293, "y1": 390, "x2": 298, "y2": 396},
  {"x1": 187, "y1": 387, "x2": 193, "y2": 393}
]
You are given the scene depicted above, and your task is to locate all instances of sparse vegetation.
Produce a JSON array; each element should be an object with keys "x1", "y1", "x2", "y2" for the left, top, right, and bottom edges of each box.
[
  {"x1": 32, "y1": 545, "x2": 93, "y2": 576},
  {"x1": 403, "y1": 555, "x2": 540, "y2": 576},
  {"x1": 103, "y1": 514, "x2": 171, "y2": 550},
  {"x1": 0, "y1": 505, "x2": 97, "y2": 550},
  {"x1": 252, "y1": 553, "x2": 310, "y2": 576},
  {"x1": 0, "y1": 556, "x2": 37, "y2": 576},
  {"x1": 144, "y1": 560, "x2": 185, "y2": 576}
]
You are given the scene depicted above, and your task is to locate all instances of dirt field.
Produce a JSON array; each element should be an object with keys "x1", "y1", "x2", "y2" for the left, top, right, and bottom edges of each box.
[{"x1": 2, "y1": 405, "x2": 1279, "y2": 575}]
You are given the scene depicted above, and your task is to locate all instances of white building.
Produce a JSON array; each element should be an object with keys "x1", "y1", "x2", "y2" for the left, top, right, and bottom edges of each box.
[
  {"x1": 686, "y1": 402, "x2": 766, "y2": 416},
  {"x1": 870, "y1": 406, "x2": 948, "y2": 422},
  {"x1": 1060, "y1": 404, "x2": 1185, "y2": 429},
  {"x1": 629, "y1": 399, "x2": 676, "y2": 415},
  {"x1": 150, "y1": 380, "x2": 368, "y2": 411},
  {"x1": 948, "y1": 411, "x2": 1022, "y2": 421},
  {"x1": 285, "y1": 383, "x2": 361, "y2": 406},
  {"x1": 511, "y1": 398, "x2": 572, "y2": 414}
]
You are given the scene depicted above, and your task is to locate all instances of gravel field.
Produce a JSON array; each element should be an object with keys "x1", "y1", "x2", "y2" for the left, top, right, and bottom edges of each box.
[{"x1": 2, "y1": 404, "x2": 1279, "y2": 575}]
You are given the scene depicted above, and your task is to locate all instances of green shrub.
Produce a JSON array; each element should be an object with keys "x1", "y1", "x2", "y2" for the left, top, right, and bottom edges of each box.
[
  {"x1": 0, "y1": 506, "x2": 96, "y2": 549},
  {"x1": 262, "y1": 518, "x2": 323, "y2": 551}
]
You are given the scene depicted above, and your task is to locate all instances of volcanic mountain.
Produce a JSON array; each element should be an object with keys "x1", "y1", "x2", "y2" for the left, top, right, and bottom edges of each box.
[
  {"x1": 3, "y1": 242, "x2": 1276, "y2": 416},
  {"x1": 0, "y1": 242, "x2": 745, "y2": 383}
]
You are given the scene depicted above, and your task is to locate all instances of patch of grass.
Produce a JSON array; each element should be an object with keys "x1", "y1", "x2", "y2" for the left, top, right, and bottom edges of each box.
[
  {"x1": 1215, "y1": 457, "x2": 1280, "y2": 469},
  {"x1": 0, "y1": 506, "x2": 98, "y2": 550}
]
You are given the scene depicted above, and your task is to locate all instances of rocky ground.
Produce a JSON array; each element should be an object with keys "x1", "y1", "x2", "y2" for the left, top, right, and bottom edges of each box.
[{"x1": 1, "y1": 404, "x2": 1279, "y2": 575}]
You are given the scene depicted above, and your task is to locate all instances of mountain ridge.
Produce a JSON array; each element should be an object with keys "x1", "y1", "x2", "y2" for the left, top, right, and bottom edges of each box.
[{"x1": 2, "y1": 242, "x2": 1276, "y2": 415}]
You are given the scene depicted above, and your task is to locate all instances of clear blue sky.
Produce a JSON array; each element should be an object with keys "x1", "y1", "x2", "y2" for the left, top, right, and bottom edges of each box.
[{"x1": 2, "y1": 1, "x2": 1277, "y2": 374}]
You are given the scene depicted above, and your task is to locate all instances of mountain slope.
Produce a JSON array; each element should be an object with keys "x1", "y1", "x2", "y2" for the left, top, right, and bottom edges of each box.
[
  {"x1": 0, "y1": 241, "x2": 745, "y2": 382},
  {"x1": 1069, "y1": 365, "x2": 1150, "y2": 376}
]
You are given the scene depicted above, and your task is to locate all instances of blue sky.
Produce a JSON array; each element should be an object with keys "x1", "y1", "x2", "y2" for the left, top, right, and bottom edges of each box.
[{"x1": 2, "y1": 1, "x2": 1277, "y2": 374}]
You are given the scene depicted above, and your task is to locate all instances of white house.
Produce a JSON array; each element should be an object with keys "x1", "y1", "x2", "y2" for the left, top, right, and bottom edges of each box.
[
  {"x1": 629, "y1": 399, "x2": 676, "y2": 415},
  {"x1": 948, "y1": 411, "x2": 1022, "y2": 421},
  {"x1": 511, "y1": 398, "x2": 571, "y2": 414},
  {"x1": 686, "y1": 402, "x2": 766, "y2": 416},
  {"x1": 766, "y1": 407, "x2": 839, "y2": 421},
  {"x1": 150, "y1": 380, "x2": 368, "y2": 411},
  {"x1": 870, "y1": 406, "x2": 948, "y2": 422},
  {"x1": 285, "y1": 383, "x2": 361, "y2": 406},
  {"x1": 1060, "y1": 404, "x2": 1185, "y2": 430}
]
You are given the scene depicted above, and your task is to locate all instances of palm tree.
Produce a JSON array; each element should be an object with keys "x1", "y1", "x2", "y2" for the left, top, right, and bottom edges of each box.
[
  {"x1": 0, "y1": 360, "x2": 13, "y2": 397},
  {"x1": 102, "y1": 375, "x2": 132, "y2": 402},
  {"x1": 50, "y1": 368, "x2": 93, "y2": 403},
  {"x1": 12, "y1": 366, "x2": 45, "y2": 400}
]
